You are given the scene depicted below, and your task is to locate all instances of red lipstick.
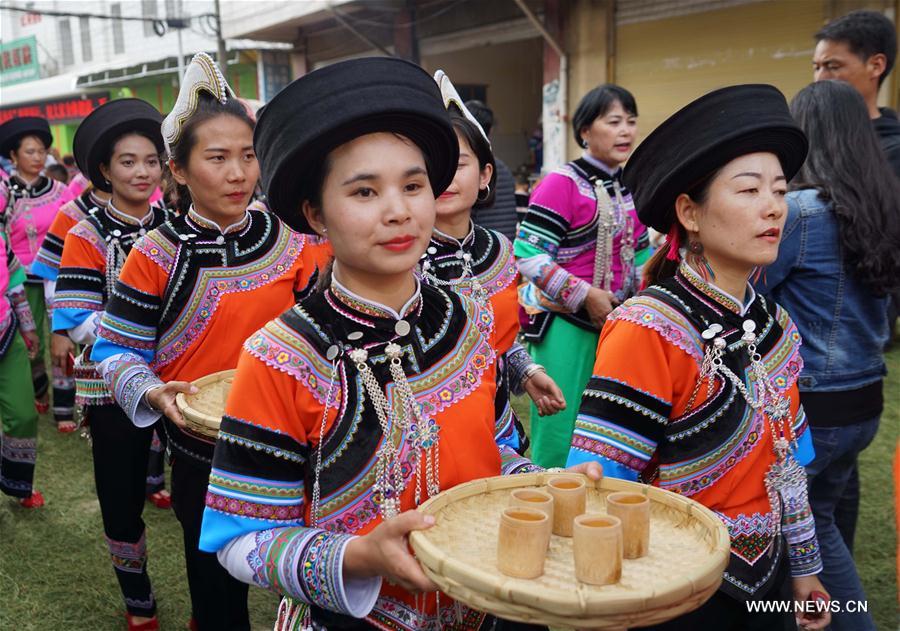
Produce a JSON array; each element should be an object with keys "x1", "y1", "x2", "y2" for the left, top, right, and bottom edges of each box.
[{"x1": 381, "y1": 235, "x2": 416, "y2": 252}]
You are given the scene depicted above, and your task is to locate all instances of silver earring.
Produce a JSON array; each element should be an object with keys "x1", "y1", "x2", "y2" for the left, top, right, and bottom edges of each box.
[{"x1": 477, "y1": 184, "x2": 491, "y2": 201}]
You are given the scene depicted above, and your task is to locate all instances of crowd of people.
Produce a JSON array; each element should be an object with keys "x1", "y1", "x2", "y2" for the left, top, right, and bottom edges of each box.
[{"x1": 1, "y1": 8, "x2": 898, "y2": 631}]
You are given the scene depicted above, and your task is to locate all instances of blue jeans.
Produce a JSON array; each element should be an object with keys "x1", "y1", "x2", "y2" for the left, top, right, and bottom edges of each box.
[{"x1": 805, "y1": 417, "x2": 880, "y2": 631}]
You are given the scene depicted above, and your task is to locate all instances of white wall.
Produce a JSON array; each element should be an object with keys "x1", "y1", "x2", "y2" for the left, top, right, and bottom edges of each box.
[{"x1": 1, "y1": 0, "x2": 219, "y2": 79}]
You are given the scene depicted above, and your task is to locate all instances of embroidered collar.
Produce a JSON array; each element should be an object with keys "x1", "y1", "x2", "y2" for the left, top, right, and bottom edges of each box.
[
  {"x1": 329, "y1": 275, "x2": 422, "y2": 323},
  {"x1": 186, "y1": 205, "x2": 250, "y2": 236},
  {"x1": 87, "y1": 190, "x2": 108, "y2": 208},
  {"x1": 581, "y1": 151, "x2": 621, "y2": 178},
  {"x1": 105, "y1": 200, "x2": 155, "y2": 228},
  {"x1": 431, "y1": 221, "x2": 475, "y2": 249},
  {"x1": 9, "y1": 174, "x2": 51, "y2": 196},
  {"x1": 679, "y1": 260, "x2": 756, "y2": 316}
]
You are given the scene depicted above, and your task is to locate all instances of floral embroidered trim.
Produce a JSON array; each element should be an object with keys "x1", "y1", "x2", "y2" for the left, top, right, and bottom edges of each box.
[
  {"x1": 205, "y1": 491, "x2": 304, "y2": 522},
  {"x1": 134, "y1": 230, "x2": 177, "y2": 273},
  {"x1": 105, "y1": 532, "x2": 148, "y2": 574},
  {"x1": 153, "y1": 226, "x2": 304, "y2": 369},
  {"x1": 0, "y1": 435, "x2": 37, "y2": 464},
  {"x1": 101, "y1": 353, "x2": 164, "y2": 422},
  {"x1": 249, "y1": 527, "x2": 357, "y2": 615}
]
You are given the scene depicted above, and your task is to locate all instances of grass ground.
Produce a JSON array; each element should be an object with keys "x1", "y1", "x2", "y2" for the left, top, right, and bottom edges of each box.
[{"x1": 1, "y1": 351, "x2": 897, "y2": 630}]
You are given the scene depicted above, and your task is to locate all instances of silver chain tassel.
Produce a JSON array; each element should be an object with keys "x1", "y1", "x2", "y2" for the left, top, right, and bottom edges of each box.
[
  {"x1": 591, "y1": 179, "x2": 635, "y2": 294},
  {"x1": 692, "y1": 319, "x2": 807, "y2": 530}
]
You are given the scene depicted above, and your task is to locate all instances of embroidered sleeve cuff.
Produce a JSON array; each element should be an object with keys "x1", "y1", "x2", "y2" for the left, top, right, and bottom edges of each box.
[
  {"x1": 10, "y1": 287, "x2": 35, "y2": 332},
  {"x1": 506, "y1": 343, "x2": 533, "y2": 395},
  {"x1": 788, "y1": 539, "x2": 823, "y2": 577},
  {"x1": 220, "y1": 528, "x2": 381, "y2": 618},
  {"x1": 783, "y1": 502, "x2": 823, "y2": 577},
  {"x1": 500, "y1": 446, "x2": 543, "y2": 475},
  {"x1": 562, "y1": 278, "x2": 591, "y2": 312},
  {"x1": 97, "y1": 352, "x2": 164, "y2": 427}
]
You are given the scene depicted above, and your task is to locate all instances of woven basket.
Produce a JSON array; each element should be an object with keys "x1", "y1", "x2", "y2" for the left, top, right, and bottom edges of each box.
[
  {"x1": 409, "y1": 472, "x2": 730, "y2": 630},
  {"x1": 175, "y1": 369, "x2": 236, "y2": 439}
]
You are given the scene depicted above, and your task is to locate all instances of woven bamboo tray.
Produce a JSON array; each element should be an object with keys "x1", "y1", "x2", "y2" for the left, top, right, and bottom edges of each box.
[
  {"x1": 409, "y1": 472, "x2": 730, "y2": 630},
  {"x1": 175, "y1": 369, "x2": 236, "y2": 439}
]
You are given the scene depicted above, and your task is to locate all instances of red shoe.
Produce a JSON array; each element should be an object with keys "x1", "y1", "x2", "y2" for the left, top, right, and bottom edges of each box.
[
  {"x1": 57, "y1": 420, "x2": 77, "y2": 433},
  {"x1": 35, "y1": 401, "x2": 50, "y2": 414},
  {"x1": 19, "y1": 491, "x2": 45, "y2": 508},
  {"x1": 125, "y1": 613, "x2": 159, "y2": 631},
  {"x1": 147, "y1": 489, "x2": 172, "y2": 509}
]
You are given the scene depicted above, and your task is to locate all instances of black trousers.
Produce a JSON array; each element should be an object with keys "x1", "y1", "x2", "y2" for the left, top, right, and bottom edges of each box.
[
  {"x1": 88, "y1": 404, "x2": 158, "y2": 617},
  {"x1": 640, "y1": 549, "x2": 795, "y2": 631},
  {"x1": 171, "y1": 455, "x2": 250, "y2": 631}
]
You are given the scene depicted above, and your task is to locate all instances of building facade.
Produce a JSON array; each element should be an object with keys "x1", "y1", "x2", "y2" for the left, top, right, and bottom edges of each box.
[
  {"x1": 0, "y1": 0, "x2": 275, "y2": 154},
  {"x1": 220, "y1": 0, "x2": 899, "y2": 174}
]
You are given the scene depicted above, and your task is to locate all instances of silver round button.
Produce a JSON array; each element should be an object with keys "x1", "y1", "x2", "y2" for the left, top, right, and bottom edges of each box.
[
  {"x1": 742, "y1": 320, "x2": 756, "y2": 333},
  {"x1": 709, "y1": 323, "x2": 723, "y2": 334},
  {"x1": 215, "y1": 235, "x2": 225, "y2": 245},
  {"x1": 427, "y1": 246, "x2": 437, "y2": 255},
  {"x1": 701, "y1": 328, "x2": 715, "y2": 340},
  {"x1": 394, "y1": 320, "x2": 411, "y2": 337},
  {"x1": 347, "y1": 331, "x2": 363, "y2": 341},
  {"x1": 112, "y1": 229, "x2": 122, "y2": 237},
  {"x1": 326, "y1": 345, "x2": 340, "y2": 361}
]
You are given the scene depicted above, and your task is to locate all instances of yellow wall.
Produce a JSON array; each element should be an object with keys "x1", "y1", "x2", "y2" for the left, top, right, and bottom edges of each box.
[
  {"x1": 616, "y1": 0, "x2": 826, "y2": 138},
  {"x1": 423, "y1": 38, "x2": 544, "y2": 172},
  {"x1": 565, "y1": 0, "x2": 612, "y2": 160}
]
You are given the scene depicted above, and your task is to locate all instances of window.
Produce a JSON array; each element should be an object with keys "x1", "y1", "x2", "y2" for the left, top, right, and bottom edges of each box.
[
  {"x1": 142, "y1": 0, "x2": 157, "y2": 37},
  {"x1": 80, "y1": 16, "x2": 92, "y2": 62},
  {"x1": 111, "y1": 3, "x2": 125, "y2": 54},
  {"x1": 58, "y1": 18, "x2": 74, "y2": 66}
]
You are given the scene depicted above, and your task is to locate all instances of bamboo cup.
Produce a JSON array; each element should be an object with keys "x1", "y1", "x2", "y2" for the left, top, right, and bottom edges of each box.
[
  {"x1": 220, "y1": 376, "x2": 235, "y2": 408},
  {"x1": 546, "y1": 475, "x2": 587, "y2": 537},
  {"x1": 606, "y1": 491, "x2": 650, "y2": 559},
  {"x1": 509, "y1": 488, "x2": 554, "y2": 522},
  {"x1": 497, "y1": 507, "x2": 552, "y2": 578},
  {"x1": 573, "y1": 513, "x2": 623, "y2": 585}
]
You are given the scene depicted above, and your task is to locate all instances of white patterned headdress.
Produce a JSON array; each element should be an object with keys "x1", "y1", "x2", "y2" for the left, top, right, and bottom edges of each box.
[
  {"x1": 161, "y1": 52, "x2": 235, "y2": 157},
  {"x1": 433, "y1": 69, "x2": 490, "y2": 146}
]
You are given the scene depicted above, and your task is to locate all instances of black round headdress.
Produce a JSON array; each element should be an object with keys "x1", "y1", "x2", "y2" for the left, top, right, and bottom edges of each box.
[
  {"x1": 622, "y1": 84, "x2": 808, "y2": 233},
  {"x1": 72, "y1": 98, "x2": 164, "y2": 193},
  {"x1": 0, "y1": 116, "x2": 53, "y2": 159},
  {"x1": 255, "y1": 57, "x2": 459, "y2": 233}
]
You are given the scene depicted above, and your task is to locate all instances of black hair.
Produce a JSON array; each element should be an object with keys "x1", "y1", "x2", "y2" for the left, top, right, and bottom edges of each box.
[
  {"x1": 790, "y1": 80, "x2": 900, "y2": 295},
  {"x1": 572, "y1": 84, "x2": 638, "y2": 147},
  {"x1": 642, "y1": 166, "x2": 722, "y2": 287},
  {"x1": 62, "y1": 154, "x2": 76, "y2": 167},
  {"x1": 304, "y1": 154, "x2": 333, "y2": 211},
  {"x1": 465, "y1": 100, "x2": 493, "y2": 136},
  {"x1": 169, "y1": 92, "x2": 255, "y2": 207},
  {"x1": 45, "y1": 163, "x2": 69, "y2": 184},
  {"x1": 815, "y1": 10, "x2": 897, "y2": 87},
  {"x1": 449, "y1": 110, "x2": 497, "y2": 209}
]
